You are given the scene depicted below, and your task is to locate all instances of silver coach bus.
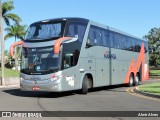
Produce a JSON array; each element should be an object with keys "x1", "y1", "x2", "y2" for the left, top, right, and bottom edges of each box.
[{"x1": 10, "y1": 17, "x2": 149, "y2": 94}]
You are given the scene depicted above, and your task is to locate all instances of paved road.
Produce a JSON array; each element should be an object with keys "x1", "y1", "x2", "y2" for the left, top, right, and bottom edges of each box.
[{"x1": 0, "y1": 79, "x2": 160, "y2": 120}]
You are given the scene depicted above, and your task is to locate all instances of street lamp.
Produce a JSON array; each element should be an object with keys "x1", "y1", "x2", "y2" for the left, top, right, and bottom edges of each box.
[{"x1": 0, "y1": 0, "x2": 5, "y2": 85}]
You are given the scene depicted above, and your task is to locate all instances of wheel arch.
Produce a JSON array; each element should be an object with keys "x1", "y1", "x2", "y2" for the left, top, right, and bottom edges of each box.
[{"x1": 80, "y1": 72, "x2": 94, "y2": 89}]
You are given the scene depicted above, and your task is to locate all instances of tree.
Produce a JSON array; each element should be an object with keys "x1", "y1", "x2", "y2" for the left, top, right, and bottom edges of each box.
[
  {"x1": 1, "y1": 0, "x2": 22, "y2": 84},
  {"x1": 4, "y1": 49, "x2": 9, "y2": 63},
  {"x1": 5, "y1": 24, "x2": 27, "y2": 70},
  {"x1": 2, "y1": 0, "x2": 21, "y2": 26},
  {"x1": 5, "y1": 24, "x2": 27, "y2": 41},
  {"x1": 0, "y1": 0, "x2": 5, "y2": 85},
  {"x1": 145, "y1": 27, "x2": 160, "y2": 67}
]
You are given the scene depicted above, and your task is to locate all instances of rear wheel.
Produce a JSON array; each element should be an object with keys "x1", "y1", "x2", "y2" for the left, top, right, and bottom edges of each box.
[
  {"x1": 134, "y1": 74, "x2": 140, "y2": 86},
  {"x1": 128, "y1": 74, "x2": 134, "y2": 87},
  {"x1": 81, "y1": 75, "x2": 92, "y2": 94}
]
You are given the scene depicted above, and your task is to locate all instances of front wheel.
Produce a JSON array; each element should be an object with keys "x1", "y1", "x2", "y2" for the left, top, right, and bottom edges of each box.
[{"x1": 81, "y1": 75, "x2": 92, "y2": 94}]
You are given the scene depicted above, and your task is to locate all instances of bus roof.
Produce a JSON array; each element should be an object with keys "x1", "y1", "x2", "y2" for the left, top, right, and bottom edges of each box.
[
  {"x1": 31, "y1": 17, "x2": 89, "y2": 25},
  {"x1": 30, "y1": 17, "x2": 147, "y2": 42}
]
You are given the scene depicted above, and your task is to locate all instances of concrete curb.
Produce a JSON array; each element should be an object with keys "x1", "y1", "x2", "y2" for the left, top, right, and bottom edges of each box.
[
  {"x1": 0, "y1": 84, "x2": 20, "y2": 88},
  {"x1": 149, "y1": 77, "x2": 160, "y2": 80},
  {"x1": 0, "y1": 77, "x2": 20, "y2": 88},
  {"x1": 134, "y1": 87, "x2": 160, "y2": 99}
]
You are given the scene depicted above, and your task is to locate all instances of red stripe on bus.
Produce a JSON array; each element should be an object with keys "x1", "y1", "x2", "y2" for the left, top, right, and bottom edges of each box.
[
  {"x1": 124, "y1": 43, "x2": 149, "y2": 84},
  {"x1": 10, "y1": 41, "x2": 23, "y2": 58},
  {"x1": 54, "y1": 37, "x2": 72, "y2": 54}
]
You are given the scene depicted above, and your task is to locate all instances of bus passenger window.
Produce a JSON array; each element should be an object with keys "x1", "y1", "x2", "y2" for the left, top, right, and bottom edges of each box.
[
  {"x1": 65, "y1": 22, "x2": 87, "y2": 43},
  {"x1": 64, "y1": 60, "x2": 70, "y2": 69},
  {"x1": 86, "y1": 37, "x2": 95, "y2": 48},
  {"x1": 63, "y1": 53, "x2": 73, "y2": 69}
]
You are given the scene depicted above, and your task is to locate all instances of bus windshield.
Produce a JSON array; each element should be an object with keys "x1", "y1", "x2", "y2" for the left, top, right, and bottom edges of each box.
[
  {"x1": 25, "y1": 21, "x2": 65, "y2": 40},
  {"x1": 21, "y1": 47, "x2": 60, "y2": 74}
]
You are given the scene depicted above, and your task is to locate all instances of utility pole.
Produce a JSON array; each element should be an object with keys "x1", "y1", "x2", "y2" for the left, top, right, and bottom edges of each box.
[{"x1": 0, "y1": 0, "x2": 5, "y2": 85}]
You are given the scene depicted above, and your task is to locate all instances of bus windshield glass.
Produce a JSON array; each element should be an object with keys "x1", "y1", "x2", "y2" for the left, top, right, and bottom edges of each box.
[
  {"x1": 21, "y1": 47, "x2": 60, "y2": 74},
  {"x1": 25, "y1": 21, "x2": 65, "y2": 40}
]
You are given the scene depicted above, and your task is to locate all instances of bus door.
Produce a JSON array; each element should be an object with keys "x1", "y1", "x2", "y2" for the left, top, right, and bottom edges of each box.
[
  {"x1": 95, "y1": 47, "x2": 110, "y2": 87},
  {"x1": 110, "y1": 48, "x2": 121, "y2": 85},
  {"x1": 62, "y1": 53, "x2": 78, "y2": 90}
]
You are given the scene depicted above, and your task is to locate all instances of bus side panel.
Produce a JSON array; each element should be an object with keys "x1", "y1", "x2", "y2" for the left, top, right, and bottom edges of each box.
[
  {"x1": 111, "y1": 49, "x2": 128, "y2": 85},
  {"x1": 60, "y1": 66, "x2": 81, "y2": 91},
  {"x1": 81, "y1": 46, "x2": 110, "y2": 87},
  {"x1": 95, "y1": 46, "x2": 110, "y2": 87},
  {"x1": 79, "y1": 57, "x2": 96, "y2": 88},
  {"x1": 111, "y1": 48, "x2": 138, "y2": 85}
]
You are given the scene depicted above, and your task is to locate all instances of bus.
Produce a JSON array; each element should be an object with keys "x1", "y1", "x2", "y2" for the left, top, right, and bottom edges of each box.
[{"x1": 10, "y1": 17, "x2": 149, "y2": 94}]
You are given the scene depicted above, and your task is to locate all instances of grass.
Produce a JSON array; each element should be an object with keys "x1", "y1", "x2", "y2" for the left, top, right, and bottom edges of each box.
[
  {"x1": 0, "y1": 68, "x2": 20, "y2": 78},
  {"x1": 139, "y1": 82, "x2": 160, "y2": 95},
  {"x1": 149, "y1": 70, "x2": 160, "y2": 76}
]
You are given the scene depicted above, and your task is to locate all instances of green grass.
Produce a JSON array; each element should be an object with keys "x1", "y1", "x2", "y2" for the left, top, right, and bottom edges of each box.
[
  {"x1": 139, "y1": 82, "x2": 160, "y2": 95},
  {"x1": 0, "y1": 68, "x2": 20, "y2": 78},
  {"x1": 149, "y1": 70, "x2": 160, "y2": 76}
]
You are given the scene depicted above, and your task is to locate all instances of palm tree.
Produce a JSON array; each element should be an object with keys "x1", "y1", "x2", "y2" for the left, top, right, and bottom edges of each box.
[
  {"x1": 2, "y1": 0, "x2": 21, "y2": 26},
  {"x1": 5, "y1": 24, "x2": 27, "y2": 71},
  {"x1": 0, "y1": 0, "x2": 22, "y2": 80},
  {"x1": 5, "y1": 24, "x2": 27, "y2": 41}
]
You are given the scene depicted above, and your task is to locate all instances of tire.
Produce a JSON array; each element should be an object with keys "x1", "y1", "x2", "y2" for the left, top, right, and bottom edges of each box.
[
  {"x1": 81, "y1": 75, "x2": 92, "y2": 94},
  {"x1": 128, "y1": 74, "x2": 134, "y2": 87},
  {"x1": 134, "y1": 74, "x2": 139, "y2": 86}
]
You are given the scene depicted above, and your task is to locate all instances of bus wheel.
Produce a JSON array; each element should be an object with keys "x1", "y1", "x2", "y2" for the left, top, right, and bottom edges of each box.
[
  {"x1": 128, "y1": 74, "x2": 134, "y2": 87},
  {"x1": 134, "y1": 74, "x2": 139, "y2": 86},
  {"x1": 81, "y1": 75, "x2": 92, "y2": 94}
]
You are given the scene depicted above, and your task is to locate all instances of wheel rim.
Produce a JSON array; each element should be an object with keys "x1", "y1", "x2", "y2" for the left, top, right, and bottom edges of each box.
[
  {"x1": 87, "y1": 79, "x2": 92, "y2": 89},
  {"x1": 130, "y1": 76, "x2": 133, "y2": 85},
  {"x1": 135, "y1": 75, "x2": 139, "y2": 83}
]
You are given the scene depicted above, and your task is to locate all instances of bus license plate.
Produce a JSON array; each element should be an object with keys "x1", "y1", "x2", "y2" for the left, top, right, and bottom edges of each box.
[{"x1": 32, "y1": 86, "x2": 40, "y2": 90}]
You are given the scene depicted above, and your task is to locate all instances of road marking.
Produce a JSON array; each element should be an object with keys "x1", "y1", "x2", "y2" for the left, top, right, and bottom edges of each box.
[{"x1": 126, "y1": 87, "x2": 160, "y2": 102}]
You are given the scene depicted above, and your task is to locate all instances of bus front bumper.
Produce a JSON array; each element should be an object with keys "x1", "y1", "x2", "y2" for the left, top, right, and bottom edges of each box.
[{"x1": 20, "y1": 79, "x2": 62, "y2": 92}]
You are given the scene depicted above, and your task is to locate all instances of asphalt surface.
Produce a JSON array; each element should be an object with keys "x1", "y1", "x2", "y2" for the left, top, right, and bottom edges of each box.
[{"x1": 0, "y1": 79, "x2": 160, "y2": 120}]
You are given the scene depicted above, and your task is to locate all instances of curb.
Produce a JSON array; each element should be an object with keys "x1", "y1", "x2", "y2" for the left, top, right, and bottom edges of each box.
[
  {"x1": 149, "y1": 77, "x2": 160, "y2": 80},
  {"x1": 134, "y1": 87, "x2": 160, "y2": 99},
  {"x1": 0, "y1": 84, "x2": 20, "y2": 88}
]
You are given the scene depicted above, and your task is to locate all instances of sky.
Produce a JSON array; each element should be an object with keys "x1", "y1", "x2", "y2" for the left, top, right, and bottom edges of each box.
[{"x1": 4, "y1": 0, "x2": 160, "y2": 50}]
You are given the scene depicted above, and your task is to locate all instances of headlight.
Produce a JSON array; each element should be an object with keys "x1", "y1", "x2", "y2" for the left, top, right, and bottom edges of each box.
[{"x1": 51, "y1": 75, "x2": 62, "y2": 82}]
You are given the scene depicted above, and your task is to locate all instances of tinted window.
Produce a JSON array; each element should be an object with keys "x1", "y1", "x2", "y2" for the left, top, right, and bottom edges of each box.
[
  {"x1": 123, "y1": 35, "x2": 129, "y2": 50},
  {"x1": 87, "y1": 26, "x2": 98, "y2": 46},
  {"x1": 102, "y1": 30, "x2": 110, "y2": 47},
  {"x1": 118, "y1": 34, "x2": 124, "y2": 49},
  {"x1": 86, "y1": 25, "x2": 147, "y2": 53},
  {"x1": 26, "y1": 21, "x2": 65, "y2": 41},
  {"x1": 87, "y1": 25, "x2": 110, "y2": 47},
  {"x1": 65, "y1": 22, "x2": 87, "y2": 42},
  {"x1": 110, "y1": 31, "x2": 120, "y2": 49},
  {"x1": 144, "y1": 42, "x2": 148, "y2": 53},
  {"x1": 62, "y1": 22, "x2": 86, "y2": 69}
]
